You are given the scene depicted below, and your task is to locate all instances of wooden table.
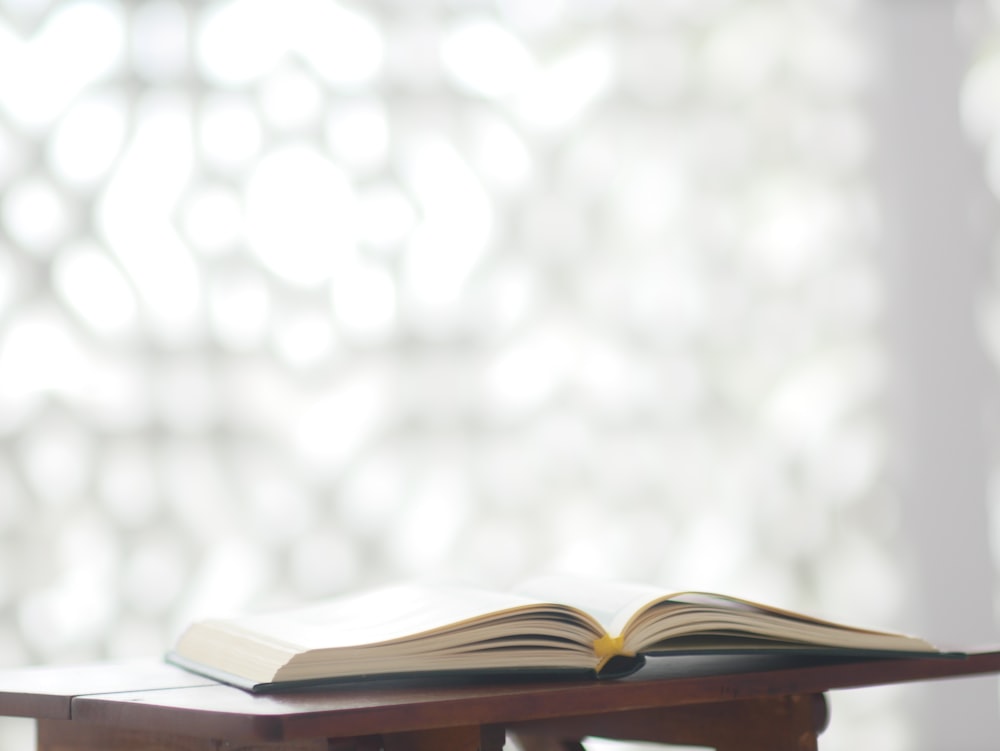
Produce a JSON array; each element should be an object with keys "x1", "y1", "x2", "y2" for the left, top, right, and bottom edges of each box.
[{"x1": 2, "y1": 651, "x2": 999, "y2": 751}]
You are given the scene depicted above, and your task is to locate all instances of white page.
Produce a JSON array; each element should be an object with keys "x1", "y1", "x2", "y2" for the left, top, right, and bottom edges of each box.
[
  {"x1": 223, "y1": 583, "x2": 546, "y2": 650},
  {"x1": 515, "y1": 575, "x2": 677, "y2": 636}
]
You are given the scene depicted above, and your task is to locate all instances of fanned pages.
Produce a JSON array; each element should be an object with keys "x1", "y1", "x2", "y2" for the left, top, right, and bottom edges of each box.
[{"x1": 167, "y1": 576, "x2": 946, "y2": 692}]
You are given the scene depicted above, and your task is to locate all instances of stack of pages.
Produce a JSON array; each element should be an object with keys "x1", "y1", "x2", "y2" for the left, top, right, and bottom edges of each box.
[{"x1": 167, "y1": 576, "x2": 943, "y2": 692}]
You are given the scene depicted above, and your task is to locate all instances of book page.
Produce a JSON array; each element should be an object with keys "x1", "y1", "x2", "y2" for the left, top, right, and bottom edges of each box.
[
  {"x1": 514, "y1": 577, "x2": 937, "y2": 656},
  {"x1": 226, "y1": 583, "x2": 551, "y2": 650},
  {"x1": 514, "y1": 575, "x2": 676, "y2": 636}
]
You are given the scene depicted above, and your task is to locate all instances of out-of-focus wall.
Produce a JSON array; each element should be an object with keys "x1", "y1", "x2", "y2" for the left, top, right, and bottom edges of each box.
[
  {"x1": 870, "y1": 2, "x2": 1000, "y2": 748},
  {"x1": 0, "y1": 1, "x2": 996, "y2": 749}
]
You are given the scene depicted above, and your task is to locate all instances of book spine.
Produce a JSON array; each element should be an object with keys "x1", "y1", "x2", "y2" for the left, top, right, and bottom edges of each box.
[{"x1": 594, "y1": 635, "x2": 632, "y2": 670}]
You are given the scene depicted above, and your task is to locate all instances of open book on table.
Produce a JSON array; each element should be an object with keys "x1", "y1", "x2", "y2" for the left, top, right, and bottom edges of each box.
[{"x1": 166, "y1": 576, "x2": 946, "y2": 692}]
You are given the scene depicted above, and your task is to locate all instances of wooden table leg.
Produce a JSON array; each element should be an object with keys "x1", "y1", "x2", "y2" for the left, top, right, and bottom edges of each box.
[
  {"x1": 510, "y1": 693, "x2": 829, "y2": 751},
  {"x1": 513, "y1": 737, "x2": 584, "y2": 751}
]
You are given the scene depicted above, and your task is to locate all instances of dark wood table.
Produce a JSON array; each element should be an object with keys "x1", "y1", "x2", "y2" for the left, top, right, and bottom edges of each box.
[{"x1": 2, "y1": 651, "x2": 999, "y2": 751}]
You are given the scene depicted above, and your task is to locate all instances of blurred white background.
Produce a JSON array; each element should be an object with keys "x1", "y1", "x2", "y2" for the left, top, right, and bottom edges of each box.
[{"x1": 1, "y1": 0, "x2": 999, "y2": 748}]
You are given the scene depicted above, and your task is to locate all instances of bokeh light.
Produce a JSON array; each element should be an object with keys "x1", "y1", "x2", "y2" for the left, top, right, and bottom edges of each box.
[{"x1": 0, "y1": 1, "x2": 977, "y2": 750}]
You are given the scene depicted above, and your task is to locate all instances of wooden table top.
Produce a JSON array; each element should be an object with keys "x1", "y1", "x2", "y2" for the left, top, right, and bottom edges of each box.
[{"x1": 2, "y1": 651, "x2": 999, "y2": 742}]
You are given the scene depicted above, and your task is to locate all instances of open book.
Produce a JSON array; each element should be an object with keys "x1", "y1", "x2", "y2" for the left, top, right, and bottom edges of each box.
[{"x1": 166, "y1": 576, "x2": 943, "y2": 691}]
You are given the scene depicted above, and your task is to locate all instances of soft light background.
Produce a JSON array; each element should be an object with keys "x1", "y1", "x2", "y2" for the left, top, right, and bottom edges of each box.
[{"x1": 0, "y1": 0, "x2": 998, "y2": 749}]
